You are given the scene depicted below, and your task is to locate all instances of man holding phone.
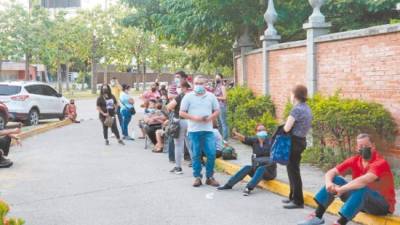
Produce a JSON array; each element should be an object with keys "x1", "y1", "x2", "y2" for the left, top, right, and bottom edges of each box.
[
  {"x1": 180, "y1": 75, "x2": 220, "y2": 187},
  {"x1": 297, "y1": 133, "x2": 396, "y2": 225}
]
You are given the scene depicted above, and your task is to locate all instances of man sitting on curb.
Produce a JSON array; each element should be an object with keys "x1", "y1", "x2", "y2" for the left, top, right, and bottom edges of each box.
[
  {"x1": 0, "y1": 126, "x2": 22, "y2": 168},
  {"x1": 298, "y1": 133, "x2": 396, "y2": 225}
]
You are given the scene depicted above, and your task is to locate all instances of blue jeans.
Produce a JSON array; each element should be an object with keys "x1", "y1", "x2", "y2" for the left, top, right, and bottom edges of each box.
[
  {"x1": 314, "y1": 176, "x2": 390, "y2": 220},
  {"x1": 167, "y1": 135, "x2": 175, "y2": 162},
  {"x1": 116, "y1": 106, "x2": 123, "y2": 128},
  {"x1": 120, "y1": 108, "x2": 132, "y2": 137},
  {"x1": 188, "y1": 131, "x2": 216, "y2": 178},
  {"x1": 226, "y1": 165, "x2": 267, "y2": 190},
  {"x1": 218, "y1": 104, "x2": 229, "y2": 140}
]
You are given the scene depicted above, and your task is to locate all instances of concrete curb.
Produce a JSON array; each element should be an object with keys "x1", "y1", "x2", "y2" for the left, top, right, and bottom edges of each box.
[
  {"x1": 216, "y1": 159, "x2": 400, "y2": 225},
  {"x1": 11, "y1": 119, "x2": 73, "y2": 145}
]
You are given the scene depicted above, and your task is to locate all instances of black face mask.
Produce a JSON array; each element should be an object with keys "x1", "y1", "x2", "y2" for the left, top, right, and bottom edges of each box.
[
  {"x1": 216, "y1": 79, "x2": 221, "y2": 84},
  {"x1": 151, "y1": 88, "x2": 156, "y2": 92},
  {"x1": 359, "y1": 147, "x2": 372, "y2": 161}
]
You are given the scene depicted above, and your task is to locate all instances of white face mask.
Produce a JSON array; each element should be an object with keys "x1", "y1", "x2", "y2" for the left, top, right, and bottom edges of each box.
[{"x1": 110, "y1": 80, "x2": 116, "y2": 86}]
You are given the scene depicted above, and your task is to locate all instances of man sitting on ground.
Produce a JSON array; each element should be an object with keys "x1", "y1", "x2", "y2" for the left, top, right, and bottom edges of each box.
[
  {"x1": 0, "y1": 126, "x2": 22, "y2": 168},
  {"x1": 298, "y1": 133, "x2": 396, "y2": 225}
]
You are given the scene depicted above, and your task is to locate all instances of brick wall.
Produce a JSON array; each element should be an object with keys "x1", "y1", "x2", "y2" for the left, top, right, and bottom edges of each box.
[
  {"x1": 235, "y1": 25, "x2": 400, "y2": 160},
  {"x1": 269, "y1": 46, "x2": 307, "y2": 120}
]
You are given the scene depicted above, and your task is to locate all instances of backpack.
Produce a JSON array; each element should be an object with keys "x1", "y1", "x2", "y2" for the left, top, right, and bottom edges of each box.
[{"x1": 221, "y1": 146, "x2": 237, "y2": 160}]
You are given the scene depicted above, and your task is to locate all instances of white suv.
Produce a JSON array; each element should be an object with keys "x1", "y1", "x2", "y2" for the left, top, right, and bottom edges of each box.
[{"x1": 0, "y1": 81, "x2": 69, "y2": 126}]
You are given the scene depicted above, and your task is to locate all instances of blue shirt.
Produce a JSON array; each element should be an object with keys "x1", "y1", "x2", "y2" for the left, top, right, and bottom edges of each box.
[
  {"x1": 180, "y1": 92, "x2": 219, "y2": 132},
  {"x1": 119, "y1": 92, "x2": 133, "y2": 110}
]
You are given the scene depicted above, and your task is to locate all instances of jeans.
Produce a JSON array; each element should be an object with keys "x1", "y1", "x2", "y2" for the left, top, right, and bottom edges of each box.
[
  {"x1": 174, "y1": 120, "x2": 192, "y2": 168},
  {"x1": 120, "y1": 108, "x2": 132, "y2": 137},
  {"x1": 315, "y1": 176, "x2": 390, "y2": 220},
  {"x1": 0, "y1": 136, "x2": 11, "y2": 156},
  {"x1": 218, "y1": 104, "x2": 229, "y2": 140},
  {"x1": 116, "y1": 106, "x2": 123, "y2": 128},
  {"x1": 188, "y1": 131, "x2": 216, "y2": 178},
  {"x1": 226, "y1": 165, "x2": 268, "y2": 190},
  {"x1": 287, "y1": 136, "x2": 306, "y2": 205}
]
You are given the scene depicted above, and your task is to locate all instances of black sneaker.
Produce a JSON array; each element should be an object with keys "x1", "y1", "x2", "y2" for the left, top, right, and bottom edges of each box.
[
  {"x1": 170, "y1": 167, "x2": 183, "y2": 175},
  {"x1": 217, "y1": 184, "x2": 232, "y2": 190},
  {"x1": 188, "y1": 162, "x2": 192, "y2": 168},
  {"x1": 243, "y1": 188, "x2": 251, "y2": 196},
  {"x1": 0, "y1": 157, "x2": 13, "y2": 168},
  {"x1": 118, "y1": 140, "x2": 125, "y2": 145},
  {"x1": 105, "y1": 140, "x2": 110, "y2": 145}
]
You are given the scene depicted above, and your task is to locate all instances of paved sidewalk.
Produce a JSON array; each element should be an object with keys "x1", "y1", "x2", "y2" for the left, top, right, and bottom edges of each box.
[{"x1": 228, "y1": 139, "x2": 400, "y2": 216}]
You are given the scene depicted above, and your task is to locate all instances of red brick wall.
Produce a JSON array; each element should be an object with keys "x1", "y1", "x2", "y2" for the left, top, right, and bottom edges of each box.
[
  {"x1": 246, "y1": 52, "x2": 264, "y2": 95},
  {"x1": 236, "y1": 30, "x2": 400, "y2": 159},
  {"x1": 269, "y1": 47, "x2": 307, "y2": 121},
  {"x1": 317, "y1": 32, "x2": 400, "y2": 148}
]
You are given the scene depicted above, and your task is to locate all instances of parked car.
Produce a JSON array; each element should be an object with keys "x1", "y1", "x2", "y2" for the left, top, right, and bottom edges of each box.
[
  {"x1": 0, "y1": 81, "x2": 69, "y2": 126},
  {"x1": 0, "y1": 101, "x2": 9, "y2": 129}
]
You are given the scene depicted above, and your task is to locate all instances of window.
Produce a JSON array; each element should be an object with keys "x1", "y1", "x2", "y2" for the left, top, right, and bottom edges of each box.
[
  {"x1": 0, "y1": 85, "x2": 21, "y2": 96},
  {"x1": 42, "y1": 85, "x2": 59, "y2": 97},
  {"x1": 25, "y1": 85, "x2": 43, "y2": 95}
]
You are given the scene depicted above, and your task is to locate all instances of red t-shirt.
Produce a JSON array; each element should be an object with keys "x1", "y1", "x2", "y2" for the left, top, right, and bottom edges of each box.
[{"x1": 336, "y1": 151, "x2": 396, "y2": 213}]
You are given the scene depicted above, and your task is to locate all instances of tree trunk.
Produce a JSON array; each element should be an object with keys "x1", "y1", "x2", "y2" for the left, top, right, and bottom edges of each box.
[
  {"x1": 142, "y1": 62, "x2": 146, "y2": 91},
  {"x1": 25, "y1": 53, "x2": 31, "y2": 80},
  {"x1": 57, "y1": 63, "x2": 62, "y2": 94},
  {"x1": 91, "y1": 61, "x2": 97, "y2": 94},
  {"x1": 66, "y1": 63, "x2": 70, "y2": 91},
  {"x1": 103, "y1": 64, "x2": 108, "y2": 84},
  {"x1": 0, "y1": 59, "x2": 3, "y2": 78}
]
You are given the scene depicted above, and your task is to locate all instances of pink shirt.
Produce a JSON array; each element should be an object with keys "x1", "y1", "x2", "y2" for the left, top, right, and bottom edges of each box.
[{"x1": 142, "y1": 91, "x2": 161, "y2": 101}]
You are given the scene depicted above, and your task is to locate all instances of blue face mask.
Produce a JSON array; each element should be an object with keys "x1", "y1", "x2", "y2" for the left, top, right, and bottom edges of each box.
[
  {"x1": 147, "y1": 108, "x2": 155, "y2": 113},
  {"x1": 174, "y1": 78, "x2": 180, "y2": 86},
  {"x1": 194, "y1": 85, "x2": 205, "y2": 95},
  {"x1": 256, "y1": 131, "x2": 268, "y2": 139}
]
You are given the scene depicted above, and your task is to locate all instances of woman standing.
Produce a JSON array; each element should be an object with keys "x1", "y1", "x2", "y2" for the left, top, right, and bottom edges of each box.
[
  {"x1": 166, "y1": 82, "x2": 192, "y2": 174},
  {"x1": 96, "y1": 84, "x2": 125, "y2": 146},
  {"x1": 213, "y1": 73, "x2": 229, "y2": 141},
  {"x1": 282, "y1": 85, "x2": 312, "y2": 209},
  {"x1": 120, "y1": 84, "x2": 135, "y2": 141}
]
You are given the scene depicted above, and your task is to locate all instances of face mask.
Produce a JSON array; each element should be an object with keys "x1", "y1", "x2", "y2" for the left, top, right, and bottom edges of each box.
[
  {"x1": 102, "y1": 88, "x2": 109, "y2": 94},
  {"x1": 256, "y1": 131, "x2": 268, "y2": 139},
  {"x1": 151, "y1": 88, "x2": 156, "y2": 92},
  {"x1": 194, "y1": 85, "x2": 205, "y2": 95},
  {"x1": 216, "y1": 79, "x2": 221, "y2": 84},
  {"x1": 359, "y1": 147, "x2": 372, "y2": 160},
  {"x1": 147, "y1": 108, "x2": 155, "y2": 113},
  {"x1": 110, "y1": 80, "x2": 116, "y2": 86},
  {"x1": 174, "y1": 78, "x2": 180, "y2": 86}
]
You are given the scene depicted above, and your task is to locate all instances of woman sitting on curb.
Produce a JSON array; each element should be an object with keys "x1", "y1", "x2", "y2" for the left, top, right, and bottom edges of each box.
[{"x1": 217, "y1": 125, "x2": 277, "y2": 196}]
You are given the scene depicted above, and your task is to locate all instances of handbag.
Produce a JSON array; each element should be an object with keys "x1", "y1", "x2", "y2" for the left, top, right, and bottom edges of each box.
[
  {"x1": 121, "y1": 102, "x2": 136, "y2": 115},
  {"x1": 165, "y1": 113, "x2": 180, "y2": 138},
  {"x1": 103, "y1": 116, "x2": 114, "y2": 127},
  {"x1": 271, "y1": 134, "x2": 292, "y2": 165},
  {"x1": 251, "y1": 156, "x2": 277, "y2": 180}
]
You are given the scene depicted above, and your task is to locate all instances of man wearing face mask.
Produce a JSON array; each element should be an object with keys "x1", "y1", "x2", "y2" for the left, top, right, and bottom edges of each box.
[
  {"x1": 217, "y1": 125, "x2": 277, "y2": 196},
  {"x1": 110, "y1": 77, "x2": 123, "y2": 128},
  {"x1": 297, "y1": 133, "x2": 396, "y2": 225},
  {"x1": 168, "y1": 71, "x2": 189, "y2": 100},
  {"x1": 179, "y1": 75, "x2": 220, "y2": 187}
]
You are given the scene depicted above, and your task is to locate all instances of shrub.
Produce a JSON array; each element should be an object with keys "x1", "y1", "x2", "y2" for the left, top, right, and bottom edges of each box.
[
  {"x1": 227, "y1": 86, "x2": 277, "y2": 136},
  {"x1": 0, "y1": 200, "x2": 25, "y2": 225}
]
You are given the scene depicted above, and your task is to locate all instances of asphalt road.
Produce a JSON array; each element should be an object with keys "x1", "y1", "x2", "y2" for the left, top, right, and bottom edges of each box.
[{"x1": 0, "y1": 98, "x2": 354, "y2": 225}]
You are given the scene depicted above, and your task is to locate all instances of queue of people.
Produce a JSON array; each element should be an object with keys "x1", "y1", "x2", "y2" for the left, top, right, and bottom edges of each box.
[{"x1": 95, "y1": 75, "x2": 396, "y2": 225}]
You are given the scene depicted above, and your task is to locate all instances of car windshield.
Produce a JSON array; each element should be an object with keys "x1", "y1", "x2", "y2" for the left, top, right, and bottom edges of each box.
[{"x1": 0, "y1": 85, "x2": 22, "y2": 96}]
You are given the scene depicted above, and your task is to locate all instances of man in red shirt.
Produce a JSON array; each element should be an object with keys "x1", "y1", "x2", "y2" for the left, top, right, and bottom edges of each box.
[{"x1": 298, "y1": 133, "x2": 396, "y2": 225}]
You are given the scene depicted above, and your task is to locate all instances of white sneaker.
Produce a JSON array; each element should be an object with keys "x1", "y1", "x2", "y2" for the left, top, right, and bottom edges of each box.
[{"x1": 297, "y1": 214, "x2": 325, "y2": 225}]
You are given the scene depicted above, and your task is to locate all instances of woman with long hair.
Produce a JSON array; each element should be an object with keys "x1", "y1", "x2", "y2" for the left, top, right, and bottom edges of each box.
[{"x1": 96, "y1": 84, "x2": 125, "y2": 146}]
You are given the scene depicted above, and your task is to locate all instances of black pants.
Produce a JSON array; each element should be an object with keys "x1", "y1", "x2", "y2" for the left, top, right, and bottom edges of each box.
[
  {"x1": 0, "y1": 136, "x2": 11, "y2": 156},
  {"x1": 144, "y1": 124, "x2": 162, "y2": 145},
  {"x1": 101, "y1": 119, "x2": 120, "y2": 140},
  {"x1": 287, "y1": 136, "x2": 306, "y2": 205}
]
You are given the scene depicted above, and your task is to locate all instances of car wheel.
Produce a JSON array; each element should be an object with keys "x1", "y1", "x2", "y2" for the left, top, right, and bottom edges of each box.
[
  {"x1": 59, "y1": 106, "x2": 67, "y2": 121},
  {"x1": 0, "y1": 113, "x2": 6, "y2": 130},
  {"x1": 25, "y1": 109, "x2": 39, "y2": 126}
]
